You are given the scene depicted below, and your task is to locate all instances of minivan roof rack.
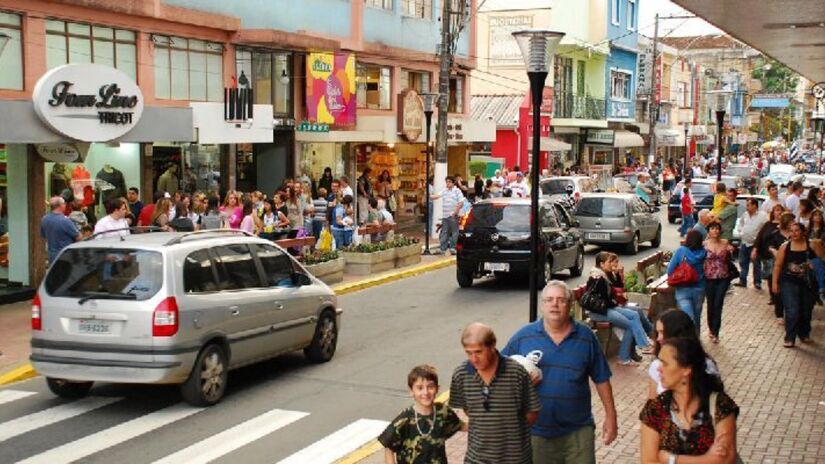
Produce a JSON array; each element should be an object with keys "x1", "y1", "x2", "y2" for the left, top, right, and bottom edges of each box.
[
  {"x1": 83, "y1": 226, "x2": 164, "y2": 241},
  {"x1": 164, "y1": 229, "x2": 254, "y2": 246}
]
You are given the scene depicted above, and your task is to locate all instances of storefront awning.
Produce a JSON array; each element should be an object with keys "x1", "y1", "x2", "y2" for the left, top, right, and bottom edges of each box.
[
  {"x1": 528, "y1": 136, "x2": 572, "y2": 152},
  {"x1": 614, "y1": 130, "x2": 645, "y2": 148},
  {"x1": 655, "y1": 128, "x2": 686, "y2": 147}
]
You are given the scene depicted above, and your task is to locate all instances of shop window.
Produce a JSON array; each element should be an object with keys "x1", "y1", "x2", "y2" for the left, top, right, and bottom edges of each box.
[
  {"x1": 611, "y1": 70, "x2": 632, "y2": 100},
  {"x1": 45, "y1": 19, "x2": 137, "y2": 79},
  {"x1": 448, "y1": 75, "x2": 464, "y2": 113},
  {"x1": 404, "y1": 70, "x2": 431, "y2": 93},
  {"x1": 401, "y1": 0, "x2": 431, "y2": 19},
  {"x1": 235, "y1": 49, "x2": 293, "y2": 116},
  {"x1": 357, "y1": 63, "x2": 392, "y2": 110},
  {"x1": 0, "y1": 12, "x2": 23, "y2": 90},
  {"x1": 365, "y1": 0, "x2": 393, "y2": 10},
  {"x1": 154, "y1": 35, "x2": 223, "y2": 102}
]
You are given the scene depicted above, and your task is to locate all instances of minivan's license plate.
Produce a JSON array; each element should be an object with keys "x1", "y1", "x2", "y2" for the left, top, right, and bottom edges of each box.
[
  {"x1": 78, "y1": 320, "x2": 112, "y2": 334},
  {"x1": 587, "y1": 232, "x2": 610, "y2": 240},
  {"x1": 484, "y1": 262, "x2": 510, "y2": 272}
]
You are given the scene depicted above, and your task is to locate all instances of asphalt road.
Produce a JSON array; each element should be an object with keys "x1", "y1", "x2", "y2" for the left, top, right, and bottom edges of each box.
[{"x1": 0, "y1": 213, "x2": 678, "y2": 464}]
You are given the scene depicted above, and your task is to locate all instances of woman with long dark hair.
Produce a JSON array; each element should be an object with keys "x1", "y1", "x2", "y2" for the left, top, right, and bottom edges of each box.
[
  {"x1": 703, "y1": 222, "x2": 734, "y2": 344},
  {"x1": 640, "y1": 337, "x2": 739, "y2": 463},
  {"x1": 318, "y1": 167, "x2": 334, "y2": 195},
  {"x1": 772, "y1": 221, "x2": 817, "y2": 347},
  {"x1": 667, "y1": 230, "x2": 707, "y2": 329}
]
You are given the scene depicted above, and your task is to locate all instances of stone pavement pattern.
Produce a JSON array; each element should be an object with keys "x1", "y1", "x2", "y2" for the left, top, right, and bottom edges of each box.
[{"x1": 360, "y1": 286, "x2": 825, "y2": 464}]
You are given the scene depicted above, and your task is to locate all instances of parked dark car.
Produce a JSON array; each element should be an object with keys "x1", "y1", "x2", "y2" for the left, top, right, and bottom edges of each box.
[
  {"x1": 667, "y1": 178, "x2": 715, "y2": 223},
  {"x1": 455, "y1": 198, "x2": 584, "y2": 288}
]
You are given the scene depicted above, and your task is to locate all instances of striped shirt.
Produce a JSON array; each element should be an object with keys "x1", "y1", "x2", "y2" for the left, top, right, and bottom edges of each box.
[
  {"x1": 440, "y1": 186, "x2": 464, "y2": 218},
  {"x1": 449, "y1": 352, "x2": 541, "y2": 464},
  {"x1": 501, "y1": 320, "x2": 611, "y2": 439},
  {"x1": 313, "y1": 198, "x2": 328, "y2": 221}
]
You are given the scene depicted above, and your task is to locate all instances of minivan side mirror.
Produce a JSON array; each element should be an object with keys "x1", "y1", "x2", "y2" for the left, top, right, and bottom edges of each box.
[{"x1": 291, "y1": 272, "x2": 312, "y2": 287}]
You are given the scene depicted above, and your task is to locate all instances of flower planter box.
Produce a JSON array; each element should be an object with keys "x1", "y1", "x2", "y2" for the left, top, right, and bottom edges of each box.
[
  {"x1": 304, "y1": 258, "x2": 345, "y2": 285},
  {"x1": 342, "y1": 248, "x2": 396, "y2": 276},
  {"x1": 394, "y1": 243, "x2": 422, "y2": 268}
]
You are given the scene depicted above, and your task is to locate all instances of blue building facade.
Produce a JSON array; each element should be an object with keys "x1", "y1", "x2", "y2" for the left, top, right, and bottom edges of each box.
[{"x1": 605, "y1": 0, "x2": 640, "y2": 121}]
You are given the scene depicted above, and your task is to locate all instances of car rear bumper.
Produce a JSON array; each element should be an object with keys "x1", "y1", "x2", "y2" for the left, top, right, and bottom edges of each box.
[{"x1": 457, "y1": 251, "x2": 532, "y2": 274}]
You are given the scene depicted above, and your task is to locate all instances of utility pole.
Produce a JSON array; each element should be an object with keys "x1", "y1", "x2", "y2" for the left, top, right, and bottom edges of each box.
[
  {"x1": 433, "y1": 0, "x2": 468, "y2": 238},
  {"x1": 647, "y1": 13, "x2": 659, "y2": 168}
]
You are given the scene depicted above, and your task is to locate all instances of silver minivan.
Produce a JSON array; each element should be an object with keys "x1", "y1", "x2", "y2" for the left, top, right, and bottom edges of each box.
[
  {"x1": 574, "y1": 193, "x2": 662, "y2": 254},
  {"x1": 31, "y1": 230, "x2": 341, "y2": 406}
]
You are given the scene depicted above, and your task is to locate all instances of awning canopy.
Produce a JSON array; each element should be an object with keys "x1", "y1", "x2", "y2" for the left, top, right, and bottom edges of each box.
[
  {"x1": 750, "y1": 97, "x2": 790, "y2": 109},
  {"x1": 614, "y1": 130, "x2": 645, "y2": 148},
  {"x1": 655, "y1": 128, "x2": 686, "y2": 147},
  {"x1": 528, "y1": 136, "x2": 572, "y2": 152}
]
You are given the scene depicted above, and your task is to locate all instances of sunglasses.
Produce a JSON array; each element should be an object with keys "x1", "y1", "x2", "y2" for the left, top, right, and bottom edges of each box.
[{"x1": 482, "y1": 385, "x2": 491, "y2": 411}]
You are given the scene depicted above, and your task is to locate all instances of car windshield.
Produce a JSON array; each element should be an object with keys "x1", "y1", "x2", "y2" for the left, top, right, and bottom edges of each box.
[
  {"x1": 576, "y1": 197, "x2": 626, "y2": 218},
  {"x1": 45, "y1": 248, "x2": 163, "y2": 300},
  {"x1": 465, "y1": 204, "x2": 529, "y2": 232},
  {"x1": 541, "y1": 179, "x2": 574, "y2": 195}
]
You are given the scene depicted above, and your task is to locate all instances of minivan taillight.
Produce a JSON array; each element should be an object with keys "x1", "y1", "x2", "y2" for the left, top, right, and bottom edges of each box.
[
  {"x1": 32, "y1": 293, "x2": 42, "y2": 331},
  {"x1": 152, "y1": 297, "x2": 179, "y2": 337}
]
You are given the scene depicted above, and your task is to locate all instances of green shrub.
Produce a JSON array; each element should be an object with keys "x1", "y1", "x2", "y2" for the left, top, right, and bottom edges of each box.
[
  {"x1": 302, "y1": 250, "x2": 340, "y2": 265},
  {"x1": 469, "y1": 160, "x2": 487, "y2": 177}
]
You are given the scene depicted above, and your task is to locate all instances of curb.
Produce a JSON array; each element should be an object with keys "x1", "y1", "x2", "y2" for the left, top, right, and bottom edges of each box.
[
  {"x1": 0, "y1": 257, "x2": 455, "y2": 388},
  {"x1": 331, "y1": 257, "x2": 455, "y2": 296},
  {"x1": 335, "y1": 391, "x2": 451, "y2": 464}
]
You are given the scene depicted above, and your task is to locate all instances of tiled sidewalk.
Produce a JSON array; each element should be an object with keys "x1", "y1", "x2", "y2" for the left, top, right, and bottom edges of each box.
[{"x1": 360, "y1": 286, "x2": 825, "y2": 463}]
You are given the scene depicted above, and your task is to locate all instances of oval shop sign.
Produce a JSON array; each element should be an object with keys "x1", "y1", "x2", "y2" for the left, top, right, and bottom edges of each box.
[{"x1": 33, "y1": 63, "x2": 144, "y2": 142}]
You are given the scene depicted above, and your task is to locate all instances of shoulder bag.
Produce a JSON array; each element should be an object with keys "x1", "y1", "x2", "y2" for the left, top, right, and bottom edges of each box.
[
  {"x1": 581, "y1": 278, "x2": 608, "y2": 316},
  {"x1": 667, "y1": 256, "x2": 699, "y2": 287}
]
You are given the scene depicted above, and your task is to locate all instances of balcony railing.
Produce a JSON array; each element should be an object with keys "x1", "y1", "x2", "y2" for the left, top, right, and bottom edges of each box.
[{"x1": 553, "y1": 90, "x2": 606, "y2": 120}]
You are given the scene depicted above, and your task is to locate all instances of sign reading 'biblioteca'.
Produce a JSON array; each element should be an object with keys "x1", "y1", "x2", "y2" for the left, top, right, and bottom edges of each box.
[{"x1": 33, "y1": 64, "x2": 144, "y2": 142}]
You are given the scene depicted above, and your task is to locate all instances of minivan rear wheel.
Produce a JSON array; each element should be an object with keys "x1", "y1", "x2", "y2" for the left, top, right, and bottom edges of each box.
[
  {"x1": 651, "y1": 227, "x2": 662, "y2": 248},
  {"x1": 625, "y1": 233, "x2": 640, "y2": 255},
  {"x1": 569, "y1": 247, "x2": 584, "y2": 277},
  {"x1": 456, "y1": 268, "x2": 474, "y2": 288},
  {"x1": 46, "y1": 378, "x2": 93, "y2": 399},
  {"x1": 180, "y1": 344, "x2": 228, "y2": 407},
  {"x1": 305, "y1": 311, "x2": 338, "y2": 363}
]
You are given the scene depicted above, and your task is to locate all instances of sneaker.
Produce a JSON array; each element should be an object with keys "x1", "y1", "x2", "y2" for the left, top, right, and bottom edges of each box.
[
  {"x1": 733, "y1": 282, "x2": 746, "y2": 288},
  {"x1": 630, "y1": 350, "x2": 643, "y2": 362},
  {"x1": 619, "y1": 359, "x2": 640, "y2": 366},
  {"x1": 800, "y1": 337, "x2": 813, "y2": 344}
]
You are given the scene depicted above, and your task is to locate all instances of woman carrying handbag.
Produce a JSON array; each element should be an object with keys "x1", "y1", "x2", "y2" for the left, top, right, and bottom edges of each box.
[{"x1": 667, "y1": 230, "x2": 707, "y2": 330}]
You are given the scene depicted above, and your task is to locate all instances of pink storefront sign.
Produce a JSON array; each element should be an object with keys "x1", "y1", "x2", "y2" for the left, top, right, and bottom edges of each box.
[{"x1": 305, "y1": 52, "x2": 357, "y2": 128}]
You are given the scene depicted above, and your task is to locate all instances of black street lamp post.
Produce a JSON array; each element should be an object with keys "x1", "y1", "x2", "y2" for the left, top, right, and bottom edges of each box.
[
  {"x1": 512, "y1": 30, "x2": 565, "y2": 322},
  {"x1": 711, "y1": 88, "x2": 732, "y2": 182},
  {"x1": 419, "y1": 92, "x2": 441, "y2": 255},
  {"x1": 812, "y1": 115, "x2": 825, "y2": 173}
]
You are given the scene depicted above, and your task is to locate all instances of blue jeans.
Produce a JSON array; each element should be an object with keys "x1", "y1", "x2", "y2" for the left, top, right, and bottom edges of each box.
[
  {"x1": 780, "y1": 278, "x2": 815, "y2": 343},
  {"x1": 311, "y1": 218, "x2": 326, "y2": 240},
  {"x1": 738, "y1": 244, "x2": 762, "y2": 287},
  {"x1": 680, "y1": 213, "x2": 696, "y2": 237},
  {"x1": 812, "y1": 257, "x2": 825, "y2": 292},
  {"x1": 675, "y1": 285, "x2": 705, "y2": 332},
  {"x1": 331, "y1": 228, "x2": 352, "y2": 249},
  {"x1": 589, "y1": 306, "x2": 651, "y2": 362}
]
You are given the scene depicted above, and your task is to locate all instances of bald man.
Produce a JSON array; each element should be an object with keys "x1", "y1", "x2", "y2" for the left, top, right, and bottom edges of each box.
[
  {"x1": 449, "y1": 322, "x2": 540, "y2": 464},
  {"x1": 40, "y1": 196, "x2": 81, "y2": 263}
]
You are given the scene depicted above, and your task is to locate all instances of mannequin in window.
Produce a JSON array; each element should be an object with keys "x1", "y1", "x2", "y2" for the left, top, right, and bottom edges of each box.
[
  {"x1": 50, "y1": 163, "x2": 71, "y2": 198},
  {"x1": 96, "y1": 164, "x2": 126, "y2": 200}
]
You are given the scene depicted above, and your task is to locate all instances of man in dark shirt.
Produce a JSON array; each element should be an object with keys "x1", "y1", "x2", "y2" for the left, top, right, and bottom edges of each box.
[
  {"x1": 127, "y1": 187, "x2": 143, "y2": 220},
  {"x1": 40, "y1": 196, "x2": 81, "y2": 263}
]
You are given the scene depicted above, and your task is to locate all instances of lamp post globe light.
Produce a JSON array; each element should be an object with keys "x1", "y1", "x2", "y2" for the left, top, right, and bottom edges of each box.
[
  {"x1": 710, "y1": 87, "x2": 732, "y2": 182},
  {"x1": 512, "y1": 29, "x2": 565, "y2": 322},
  {"x1": 0, "y1": 32, "x2": 11, "y2": 57},
  {"x1": 419, "y1": 92, "x2": 441, "y2": 254}
]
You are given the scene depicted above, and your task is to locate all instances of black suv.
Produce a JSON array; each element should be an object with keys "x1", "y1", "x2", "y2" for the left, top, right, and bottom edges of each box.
[
  {"x1": 667, "y1": 179, "x2": 714, "y2": 223},
  {"x1": 455, "y1": 198, "x2": 585, "y2": 288}
]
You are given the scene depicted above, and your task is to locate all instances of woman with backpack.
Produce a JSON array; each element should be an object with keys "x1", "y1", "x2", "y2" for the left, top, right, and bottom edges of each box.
[
  {"x1": 772, "y1": 221, "x2": 817, "y2": 347},
  {"x1": 584, "y1": 251, "x2": 654, "y2": 365},
  {"x1": 667, "y1": 230, "x2": 708, "y2": 330}
]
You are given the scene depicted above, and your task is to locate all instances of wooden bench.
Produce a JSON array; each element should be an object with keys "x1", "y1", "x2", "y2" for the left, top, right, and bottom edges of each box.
[
  {"x1": 572, "y1": 285, "x2": 613, "y2": 355},
  {"x1": 632, "y1": 251, "x2": 675, "y2": 319},
  {"x1": 275, "y1": 236, "x2": 317, "y2": 257},
  {"x1": 356, "y1": 223, "x2": 397, "y2": 236}
]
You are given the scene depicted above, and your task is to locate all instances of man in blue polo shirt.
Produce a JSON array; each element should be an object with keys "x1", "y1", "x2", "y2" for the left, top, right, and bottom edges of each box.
[
  {"x1": 502, "y1": 280, "x2": 618, "y2": 464},
  {"x1": 40, "y1": 196, "x2": 81, "y2": 264}
]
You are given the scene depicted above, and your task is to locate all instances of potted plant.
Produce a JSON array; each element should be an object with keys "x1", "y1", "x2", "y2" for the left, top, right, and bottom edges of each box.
[
  {"x1": 391, "y1": 235, "x2": 422, "y2": 268},
  {"x1": 340, "y1": 241, "x2": 397, "y2": 275},
  {"x1": 301, "y1": 250, "x2": 344, "y2": 285}
]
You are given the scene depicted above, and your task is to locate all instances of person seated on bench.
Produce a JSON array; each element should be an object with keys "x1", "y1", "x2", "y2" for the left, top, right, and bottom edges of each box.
[
  {"x1": 606, "y1": 251, "x2": 654, "y2": 336},
  {"x1": 585, "y1": 251, "x2": 655, "y2": 366}
]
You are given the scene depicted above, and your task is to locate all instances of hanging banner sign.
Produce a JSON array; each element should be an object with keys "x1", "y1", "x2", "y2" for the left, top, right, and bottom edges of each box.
[
  {"x1": 306, "y1": 53, "x2": 357, "y2": 128},
  {"x1": 32, "y1": 64, "x2": 144, "y2": 142},
  {"x1": 398, "y1": 89, "x2": 424, "y2": 142}
]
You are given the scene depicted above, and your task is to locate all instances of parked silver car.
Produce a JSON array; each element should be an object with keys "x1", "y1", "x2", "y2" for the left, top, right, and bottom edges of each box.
[
  {"x1": 31, "y1": 230, "x2": 341, "y2": 406},
  {"x1": 574, "y1": 193, "x2": 662, "y2": 254}
]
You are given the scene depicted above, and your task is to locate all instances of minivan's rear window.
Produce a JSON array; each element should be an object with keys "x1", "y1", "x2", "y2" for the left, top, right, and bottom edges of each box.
[
  {"x1": 45, "y1": 248, "x2": 163, "y2": 300},
  {"x1": 541, "y1": 179, "x2": 574, "y2": 195},
  {"x1": 466, "y1": 204, "x2": 529, "y2": 232},
  {"x1": 576, "y1": 198, "x2": 626, "y2": 218}
]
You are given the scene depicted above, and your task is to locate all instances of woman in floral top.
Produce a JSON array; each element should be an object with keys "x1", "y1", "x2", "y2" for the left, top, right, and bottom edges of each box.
[
  {"x1": 703, "y1": 222, "x2": 734, "y2": 344},
  {"x1": 640, "y1": 337, "x2": 740, "y2": 464}
]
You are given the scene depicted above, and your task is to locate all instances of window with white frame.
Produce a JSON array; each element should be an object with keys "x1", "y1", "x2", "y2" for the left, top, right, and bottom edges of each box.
[
  {"x1": 448, "y1": 75, "x2": 464, "y2": 112},
  {"x1": 356, "y1": 63, "x2": 392, "y2": 110},
  {"x1": 0, "y1": 11, "x2": 23, "y2": 90},
  {"x1": 611, "y1": 70, "x2": 632, "y2": 100},
  {"x1": 365, "y1": 0, "x2": 393, "y2": 10},
  {"x1": 402, "y1": 0, "x2": 431, "y2": 19},
  {"x1": 677, "y1": 81, "x2": 690, "y2": 107},
  {"x1": 45, "y1": 19, "x2": 137, "y2": 79},
  {"x1": 627, "y1": 0, "x2": 637, "y2": 30},
  {"x1": 403, "y1": 70, "x2": 431, "y2": 93},
  {"x1": 153, "y1": 35, "x2": 224, "y2": 102},
  {"x1": 611, "y1": 0, "x2": 620, "y2": 25}
]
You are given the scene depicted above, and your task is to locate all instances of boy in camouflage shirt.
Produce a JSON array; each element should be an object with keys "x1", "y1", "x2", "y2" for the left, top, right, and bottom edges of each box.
[{"x1": 378, "y1": 365, "x2": 466, "y2": 464}]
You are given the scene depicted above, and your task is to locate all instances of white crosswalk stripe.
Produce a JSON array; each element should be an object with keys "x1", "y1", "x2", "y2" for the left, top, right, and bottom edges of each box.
[
  {"x1": 16, "y1": 403, "x2": 204, "y2": 464},
  {"x1": 0, "y1": 390, "x2": 36, "y2": 406},
  {"x1": 0, "y1": 396, "x2": 121, "y2": 443},
  {"x1": 276, "y1": 418, "x2": 389, "y2": 464},
  {"x1": 152, "y1": 408, "x2": 309, "y2": 464}
]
